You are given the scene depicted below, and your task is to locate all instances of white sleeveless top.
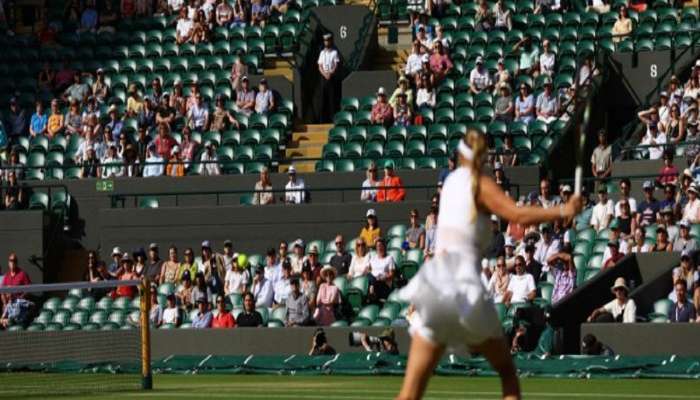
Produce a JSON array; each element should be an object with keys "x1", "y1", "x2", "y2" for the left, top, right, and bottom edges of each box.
[{"x1": 435, "y1": 166, "x2": 491, "y2": 258}]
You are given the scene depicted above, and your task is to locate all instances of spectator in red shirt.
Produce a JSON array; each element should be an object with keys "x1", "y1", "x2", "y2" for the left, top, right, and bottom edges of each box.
[
  {"x1": 602, "y1": 240, "x2": 625, "y2": 269},
  {"x1": 1, "y1": 253, "x2": 32, "y2": 302},
  {"x1": 657, "y1": 151, "x2": 678, "y2": 187},
  {"x1": 154, "y1": 124, "x2": 176, "y2": 160},
  {"x1": 212, "y1": 296, "x2": 236, "y2": 328},
  {"x1": 370, "y1": 87, "x2": 394, "y2": 127},
  {"x1": 115, "y1": 253, "x2": 139, "y2": 299},
  {"x1": 377, "y1": 161, "x2": 406, "y2": 202}
]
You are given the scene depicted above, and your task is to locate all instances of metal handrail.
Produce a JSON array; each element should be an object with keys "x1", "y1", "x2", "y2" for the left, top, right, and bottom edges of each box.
[{"x1": 109, "y1": 182, "x2": 523, "y2": 208}]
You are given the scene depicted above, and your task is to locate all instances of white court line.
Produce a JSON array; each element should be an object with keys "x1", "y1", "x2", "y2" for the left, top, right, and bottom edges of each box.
[{"x1": 119, "y1": 386, "x2": 700, "y2": 400}]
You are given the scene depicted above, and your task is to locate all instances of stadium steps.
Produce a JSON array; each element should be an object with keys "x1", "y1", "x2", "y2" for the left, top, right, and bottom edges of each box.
[
  {"x1": 345, "y1": 0, "x2": 372, "y2": 5},
  {"x1": 283, "y1": 124, "x2": 334, "y2": 172},
  {"x1": 263, "y1": 59, "x2": 294, "y2": 82}
]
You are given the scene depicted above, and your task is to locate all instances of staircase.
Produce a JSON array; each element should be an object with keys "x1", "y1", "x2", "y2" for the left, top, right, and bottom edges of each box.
[{"x1": 280, "y1": 124, "x2": 334, "y2": 173}]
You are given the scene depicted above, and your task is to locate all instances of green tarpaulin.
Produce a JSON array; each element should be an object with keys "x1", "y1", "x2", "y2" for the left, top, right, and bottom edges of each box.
[{"x1": 5, "y1": 354, "x2": 699, "y2": 379}]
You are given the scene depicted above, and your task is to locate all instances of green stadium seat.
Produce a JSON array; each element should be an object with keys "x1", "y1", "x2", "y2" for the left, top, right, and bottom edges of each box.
[{"x1": 138, "y1": 196, "x2": 159, "y2": 209}]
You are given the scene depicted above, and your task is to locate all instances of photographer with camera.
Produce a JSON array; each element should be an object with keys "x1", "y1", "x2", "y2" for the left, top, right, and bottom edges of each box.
[
  {"x1": 349, "y1": 328, "x2": 399, "y2": 355},
  {"x1": 308, "y1": 328, "x2": 336, "y2": 356}
]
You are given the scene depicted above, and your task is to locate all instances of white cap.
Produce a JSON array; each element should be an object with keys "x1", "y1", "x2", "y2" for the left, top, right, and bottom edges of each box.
[
  {"x1": 562, "y1": 184, "x2": 572, "y2": 193},
  {"x1": 287, "y1": 165, "x2": 296, "y2": 174},
  {"x1": 491, "y1": 214, "x2": 498, "y2": 222},
  {"x1": 475, "y1": 56, "x2": 484, "y2": 64},
  {"x1": 201, "y1": 240, "x2": 211, "y2": 248},
  {"x1": 377, "y1": 87, "x2": 386, "y2": 95},
  {"x1": 695, "y1": 59, "x2": 700, "y2": 68},
  {"x1": 422, "y1": 54, "x2": 430, "y2": 63},
  {"x1": 111, "y1": 246, "x2": 122, "y2": 256},
  {"x1": 366, "y1": 208, "x2": 376, "y2": 217},
  {"x1": 504, "y1": 237, "x2": 515, "y2": 247},
  {"x1": 171, "y1": 146, "x2": 180, "y2": 156},
  {"x1": 680, "y1": 219, "x2": 691, "y2": 228}
]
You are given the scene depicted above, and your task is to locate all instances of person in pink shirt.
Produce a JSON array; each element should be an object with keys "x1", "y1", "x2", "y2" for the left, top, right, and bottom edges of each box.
[
  {"x1": 180, "y1": 126, "x2": 198, "y2": 163},
  {"x1": 657, "y1": 151, "x2": 679, "y2": 186},
  {"x1": 154, "y1": 124, "x2": 176, "y2": 160},
  {"x1": 370, "y1": 87, "x2": 394, "y2": 127},
  {"x1": 429, "y1": 41, "x2": 453, "y2": 84},
  {"x1": 314, "y1": 266, "x2": 340, "y2": 326}
]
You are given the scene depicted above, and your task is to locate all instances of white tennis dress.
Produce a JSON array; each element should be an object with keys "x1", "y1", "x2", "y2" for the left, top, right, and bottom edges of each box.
[{"x1": 399, "y1": 166, "x2": 501, "y2": 352}]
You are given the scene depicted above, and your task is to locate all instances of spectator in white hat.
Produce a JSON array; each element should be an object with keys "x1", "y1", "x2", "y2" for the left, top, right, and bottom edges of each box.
[
  {"x1": 360, "y1": 208, "x2": 382, "y2": 249},
  {"x1": 284, "y1": 166, "x2": 306, "y2": 204},
  {"x1": 318, "y1": 32, "x2": 340, "y2": 123},
  {"x1": 108, "y1": 246, "x2": 123, "y2": 277},
  {"x1": 289, "y1": 239, "x2": 306, "y2": 275},
  {"x1": 682, "y1": 182, "x2": 700, "y2": 223},
  {"x1": 673, "y1": 220, "x2": 698, "y2": 252},
  {"x1": 166, "y1": 146, "x2": 184, "y2": 177},
  {"x1": 536, "y1": 76, "x2": 559, "y2": 123},
  {"x1": 143, "y1": 145, "x2": 164, "y2": 177},
  {"x1": 588, "y1": 277, "x2": 636, "y2": 323},
  {"x1": 638, "y1": 180, "x2": 660, "y2": 226},
  {"x1": 370, "y1": 87, "x2": 394, "y2": 127},
  {"x1": 469, "y1": 56, "x2": 492, "y2": 94}
]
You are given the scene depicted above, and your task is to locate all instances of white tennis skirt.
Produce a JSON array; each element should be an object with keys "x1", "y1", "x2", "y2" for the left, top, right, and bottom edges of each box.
[{"x1": 398, "y1": 252, "x2": 502, "y2": 353}]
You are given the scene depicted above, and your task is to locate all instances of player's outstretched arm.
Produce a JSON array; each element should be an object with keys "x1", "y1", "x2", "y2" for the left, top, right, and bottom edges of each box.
[{"x1": 477, "y1": 176, "x2": 582, "y2": 225}]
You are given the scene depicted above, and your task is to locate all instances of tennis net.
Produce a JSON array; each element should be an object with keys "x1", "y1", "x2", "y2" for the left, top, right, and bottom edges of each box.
[{"x1": 0, "y1": 279, "x2": 152, "y2": 397}]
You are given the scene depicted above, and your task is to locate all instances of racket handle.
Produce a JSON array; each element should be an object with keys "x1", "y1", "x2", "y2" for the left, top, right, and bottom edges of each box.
[{"x1": 574, "y1": 166, "x2": 582, "y2": 195}]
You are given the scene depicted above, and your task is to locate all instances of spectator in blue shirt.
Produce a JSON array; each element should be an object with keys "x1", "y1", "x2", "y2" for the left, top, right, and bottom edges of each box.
[
  {"x1": 637, "y1": 180, "x2": 660, "y2": 227},
  {"x1": 105, "y1": 106, "x2": 124, "y2": 141},
  {"x1": 191, "y1": 299, "x2": 213, "y2": 328},
  {"x1": 79, "y1": 0, "x2": 99, "y2": 33},
  {"x1": 29, "y1": 101, "x2": 48, "y2": 137},
  {"x1": 5, "y1": 97, "x2": 27, "y2": 141}
]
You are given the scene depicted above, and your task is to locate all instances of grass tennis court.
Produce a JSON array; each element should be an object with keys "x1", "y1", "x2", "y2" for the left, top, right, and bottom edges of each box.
[{"x1": 6, "y1": 374, "x2": 700, "y2": 399}]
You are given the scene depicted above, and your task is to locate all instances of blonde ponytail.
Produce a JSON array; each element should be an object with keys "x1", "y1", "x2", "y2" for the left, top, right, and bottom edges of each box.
[{"x1": 463, "y1": 129, "x2": 488, "y2": 222}]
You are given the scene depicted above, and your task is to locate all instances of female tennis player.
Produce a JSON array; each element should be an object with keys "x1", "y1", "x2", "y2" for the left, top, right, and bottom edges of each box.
[{"x1": 396, "y1": 130, "x2": 583, "y2": 400}]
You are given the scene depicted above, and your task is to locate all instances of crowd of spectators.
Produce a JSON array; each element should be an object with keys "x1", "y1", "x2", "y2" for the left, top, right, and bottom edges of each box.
[
  {"x1": 78, "y1": 203, "x2": 439, "y2": 328},
  {"x1": 35, "y1": 0, "x2": 292, "y2": 41},
  {"x1": 635, "y1": 62, "x2": 700, "y2": 162},
  {"x1": 0, "y1": 68, "x2": 282, "y2": 181}
]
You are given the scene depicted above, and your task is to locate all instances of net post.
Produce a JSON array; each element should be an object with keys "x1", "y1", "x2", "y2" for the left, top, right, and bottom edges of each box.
[{"x1": 140, "y1": 278, "x2": 153, "y2": 390}]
